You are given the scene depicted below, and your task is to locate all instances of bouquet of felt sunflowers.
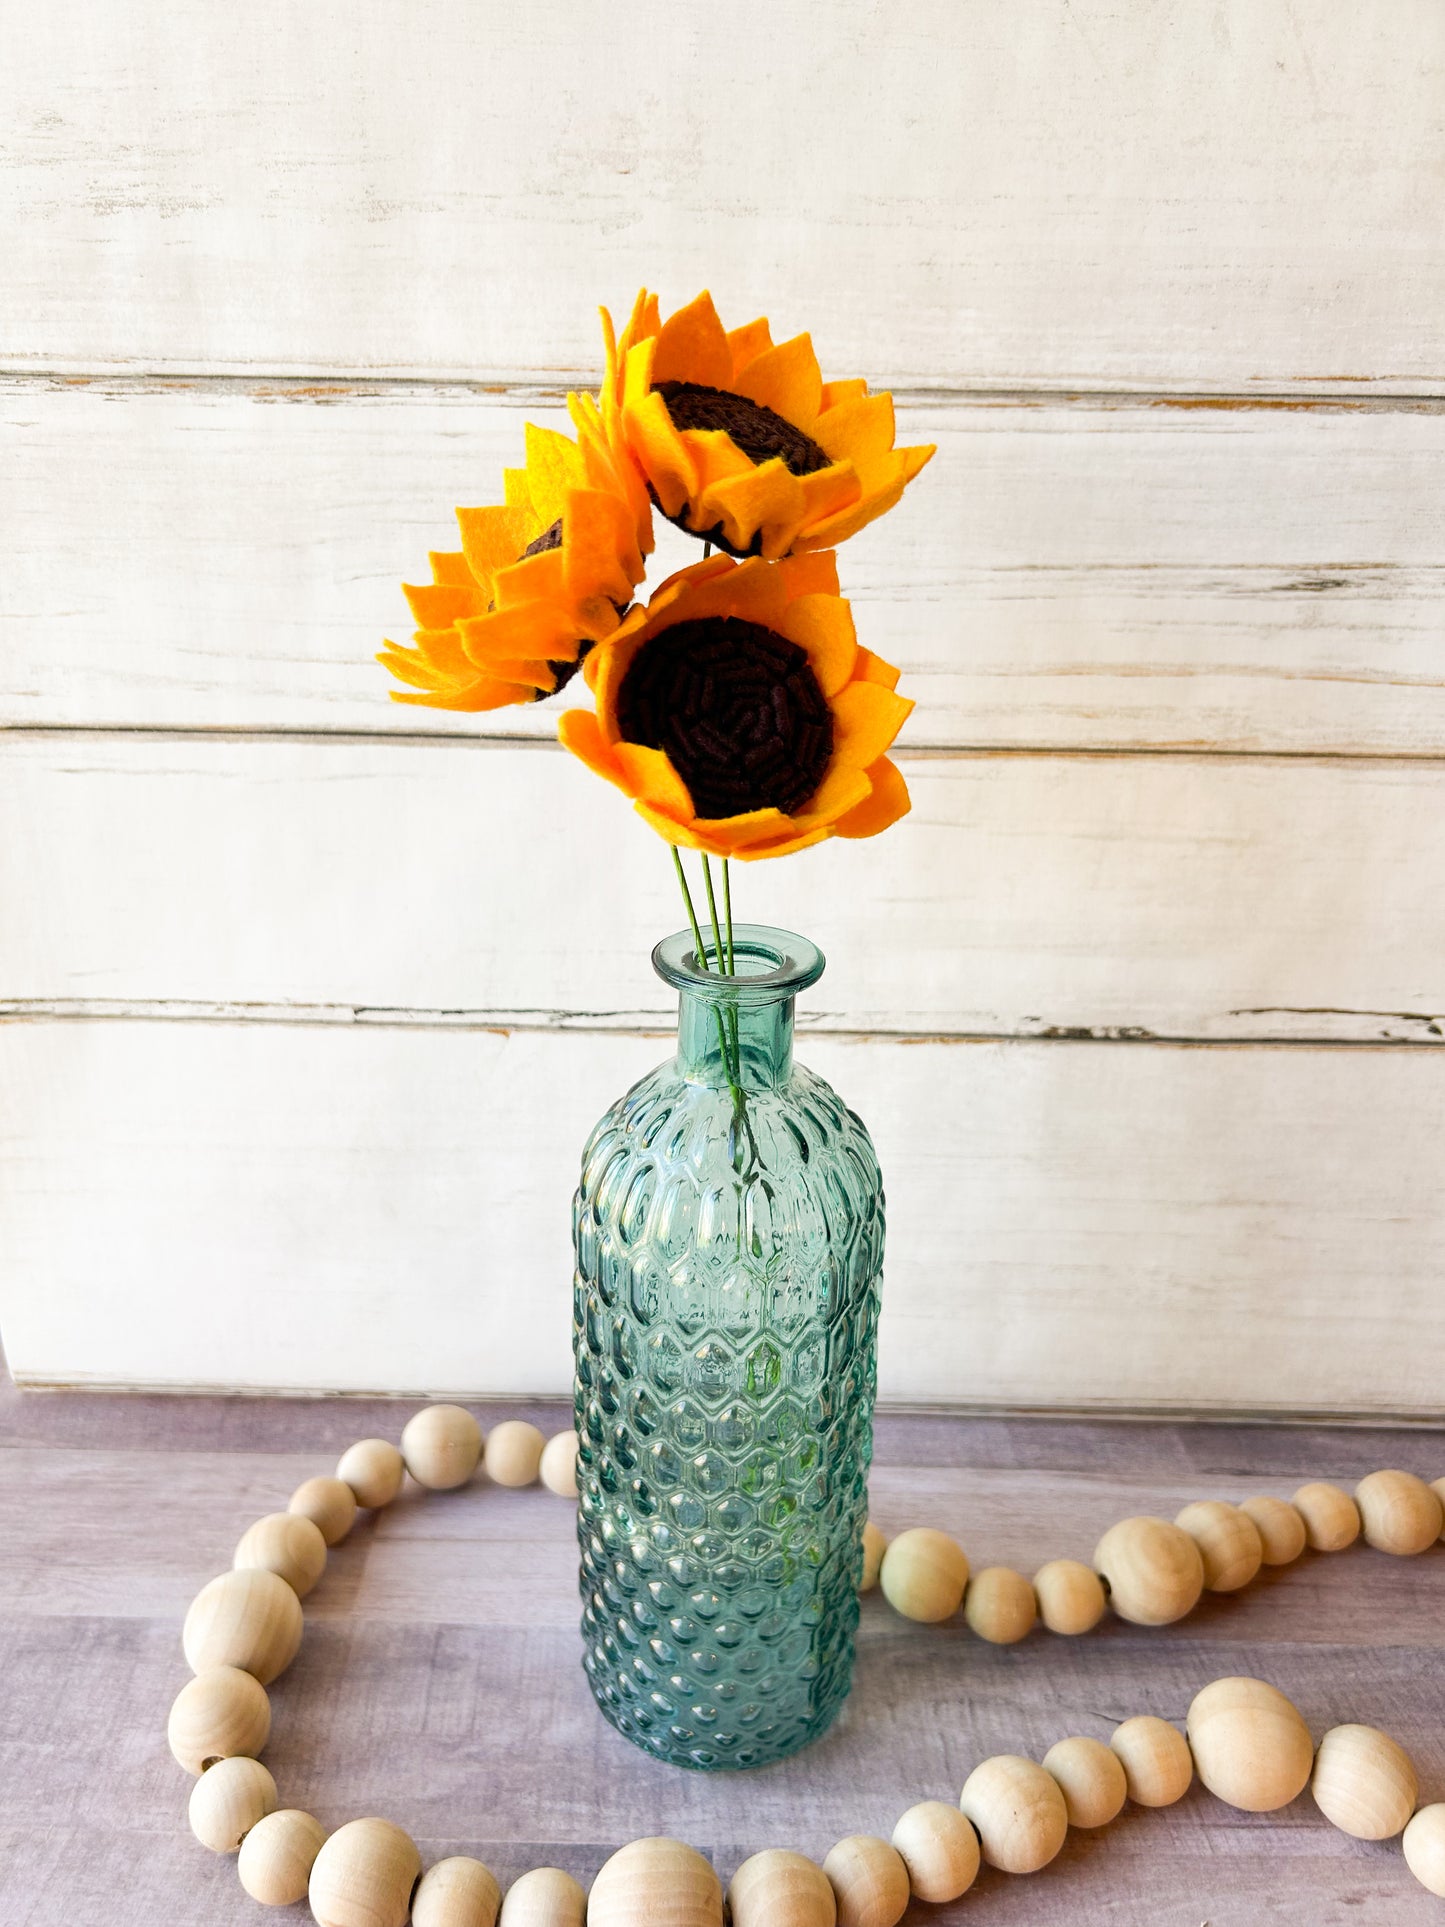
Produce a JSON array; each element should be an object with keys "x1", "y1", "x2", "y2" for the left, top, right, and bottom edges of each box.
[{"x1": 380, "y1": 289, "x2": 933, "y2": 941}]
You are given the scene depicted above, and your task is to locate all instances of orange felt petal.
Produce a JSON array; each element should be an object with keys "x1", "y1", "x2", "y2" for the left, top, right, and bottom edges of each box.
[
  {"x1": 793, "y1": 760, "x2": 874, "y2": 825},
  {"x1": 563, "y1": 490, "x2": 639, "y2": 609},
  {"x1": 651, "y1": 290, "x2": 735, "y2": 389},
  {"x1": 791, "y1": 475, "x2": 907, "y2": 550},
  {"x1": 614, "y1": 742, "x2": 694, "y2": 820},
  {"x1": 395, "y1": 626, "x2": 475, "y2": 680},
  {"x1": 854, "y1": 648, "x2": 902, "y2": 691},
  {"x1": 900, "y1": 441, "x2": 937, "y2": 482},
  {"x1": 821, "y1": 377, "x2": 870, "y2": 410},
  {"x1": 726, "y1": 316, "x2": 774, "y2": 379},
  {"x1": 402, "y1": 580, "x2": 486, "y2": 628},
  {"x1": 732, "y1": 823, "x2": 833, "y2": 861},
  {"x1": 732, "y1": 333, "x2": 823, "y2": 431},
  {"x1": 797, "y1": 460, "x2": 861, "y2": 529},
  {"x1": 813, "y1": 392, "x2": 899, "y2": 464},
  {"x1": 688, "y1": 807, "x2": 794, "y2": 853},
  {"x1": 830, "y1": 680, "x2": 914, "y2": 769},
  {"x1": 457, "y1": 604, "x2": 576, "y2": 669},
  {"x1": 778, "y1": 550, "x2": 840, "y2": 599},
  {"x1": 625, "y1": 390, "x2": 697, "y2": 518},
  {"x1": 647, "y1": 554, "x2": 789, "y2": 634},
  {"x1": 694, "y1": 459, "x2": 806, "y2": 560},
  {"x1": 834, "y1": 757, "x2": 912, "y2": 839},
  {"x1": 775, "y1": 593, "x2": 858, "y2": 697},
  {"x1": 428, "y1": 550, "x2": 475, "y2": 587},
  {"x1": 457, "y1": 505, "x2": 533, "y2": 585},
  {"x1": 634, "y1": 802, "x2": 712, "y2": 852},
  {"x1": 680, "y1": 428, "x2": 756, "y2": 488},
  {"x1": 588, "y1": 624, "x2": 651, "y2": 740},
  {"x1": 557, "y1": 708, "x2": 630, "y2": 791}
]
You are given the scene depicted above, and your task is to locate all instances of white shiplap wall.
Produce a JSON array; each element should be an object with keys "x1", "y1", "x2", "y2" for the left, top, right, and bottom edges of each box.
[{"x1": 2, "y1": 0, "x2": 1442, "y2": 1411}]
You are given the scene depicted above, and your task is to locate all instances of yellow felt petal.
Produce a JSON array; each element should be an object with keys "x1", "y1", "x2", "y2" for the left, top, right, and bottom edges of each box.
[
  {"x1": 726, "y1": 316, "x2": 774, "y2": 380},
  {"x1": 814, "y1": 392, "x2": 898, "y2": 464},
  {"x1": 614, "y1": 743, "x2": 695, "y2": 820},
  {"x1": 651, "y1": 290, "x2": 734, "y2": 388},
  {"x1": 775, "y1": 593, "x2": 858, "y2": 697},
  {"x1": 429, "y1": 550, "x2": 475, "y2": 586},
  {"x1": 732, "y1": 333, "x2": 823, "y2": 431},
  {"x1": 834, "y1": 757, "x2": 912, "y2": 839},
  {"x1": 503, "y1": 466, "x2": 533, "y2": 512},
  {"x1": 854, "y1": 647, "x2": 902, "y2": 691},
  {"x1": 624, "y1": 390, "x2": 697, "y2": 517},
  {"x1": 831, "y1": 682, "x2": 914, "y2": 769},
  {"x1": 778, "y1": 550, "x2": 840, "y2": 599},
  {"x1": 558, "y1": 707, "x2": 632, "y2": 791},
  {"x1": 523, "y1": 422, "x2": 587, "y2": 529},
  {"x1": 457, "y1": 505, "x2": 532, "y2": 585},
  {"x1": 797, "y1": 460, "x2": 861, "y2": 530},
  {"x1": 694, "y1": 461, "x2": 806, "y2": 561}
]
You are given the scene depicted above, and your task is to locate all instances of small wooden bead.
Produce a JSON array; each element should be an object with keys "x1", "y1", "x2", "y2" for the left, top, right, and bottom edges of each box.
[
  {"x1": 484, "y1": 1419, "x2": 546, "y2": 1489},
  {"x1": 1186, "y1": 1676, "x2": 1314, "y2": 1813},
  {"x1": 234, "y1": 1512, "x2": 328, "y2": 1599},
  {"x1": 727, "y1": 1848, "x2": 835, "y2": 1927},
  {"x1": 1239, "y1": 1496, "x2": 1307, "y2": 1566},
  {"x1": 1043, "y1": 1735, "x2": 1129, "y2": 1829},
  {"x1": 337, "y1": 1438, "x2": 406, "y2": 1509},
  {"x1": 401, "y1": 1405, "x2": 483, "y2": 1491},
  {"x1": 959, "y1": 1755, "x2": 1068, "y2": 1874},
  {"x1": 188, "y1": 1755, "x2": 277, "y2": 1853},
  {"x1": 539, "y1": 1429, "x2": 579, "y2": 1498},
  {"x1": 168, "y1": 1664, "x2": 271, "y2": 1774},
  {"x1": 1311, "y1": 1723, "x2": 1418, "y2": 1840},
  {"x1": 1431, "y1": 1477, "x2": 1445, "y2": 1537},
  {"x1": 860, "y1": 1520, "x2": 887, "y2": 1593},
  {"x1": 889, "y1": 1800, "x2": 980, "y2": 1903},
  {"x1": 878, "y1": 1528, "x2": 969, "y2": 1623},
  {"x1": 1354, "y1": 1469, "x2": 1444, "y2": 1556},
  {"x1": 1032, "y1": 1558, "x2": 1106, "y2": 1635},
  {"x1": 1093, "y1": 1516, "x2": 1204, "y2": 1626},
  {"x1": 1109, "y1": 1716, "x2": 1194, "y2": 1807},
  {"x1": 821, "y1": 1836, "x2": 910, "y2": 1927},
  {"x1": 963, "y1": 1567, "x2": 1036, "y2": 1644},
  {"x1": 1174, "y1": 1501, "x2": 1263, "y2": 1593},
  {"x1": 183, "y1": 1568, "x2": 303, "y2": 1685},
  {"x1": 587, "y1": 1838, "x2": 722, "y2": 1927},
  {"x1": 309, "y1": 1818, "x2": 422, "y2": 1927},
  {"x1": 1404, "y1": 1805, "x2": 1445, "y2": 1898},
  {"x1": 289, "y1": 1474, "x2": 359, "y2": 1546},
  {"x1": 238, "y1": 1808, "x2": 327, "y2": 1905},
  {"x1": 1291, "y1": 1481, "x2": 1360, "y2": 1552},
  {"x1": 497, "y1": 1868, "x2": 586, "y2": 1926},
  {"x1": 413, "y1": 1855, "x2": 503, "y2": 1927}
]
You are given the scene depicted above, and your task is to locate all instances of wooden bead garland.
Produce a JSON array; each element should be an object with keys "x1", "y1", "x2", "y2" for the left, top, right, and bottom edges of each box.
[
  {"x1": 338, "y1": 1438, "x2": 406, "y2": 1509},
  {"x1": 401, "y1": 1405, "x2": 484, "y2": 1491},
  {"x1": 959, "y1": 1755, "x2": 1069, "y2": 1874},
  {"x1": 1109, "y1": 1716, "x2": 1194, "y2": 1807},
  {"x1": 1043, "y1": 1735, "x2": 1129, "y2": 1829},
  {"x1": 412, "y1": 1855, "x2": 503, "y2": 1927},
  {"x1": 1093, "y1": 1515, "x2": 1204, "y2": 1625},
  {"x1": 290, "y1": 1474, "x2": 359, "y2": 1546},
  {"x1": 309, "y1": 1817, "x2": 422, "y2": 1927},
  {"x1": 859, "y1": 1519, "x2": 887, "y2": 1593},
  {"x1": 1354, "y1": 1469, "x2": 1444, "y2": 1556},
  {"x1": 1240, "y1": 1494, "x2": 1307, "y2": 1566},
  {"x1": 168, "y1": 1664, "x2": 271, "y2": 1775},
  {"x1": 878, "y1": 1527, "x2": 968, "y2": 1622},
  {"x1": 727, "y1": 1848, "x2": 835, "y2": 1927},
  {"x1": 963, "y1": 1565, "x2": 1036, "y2": 1644},
  {"x1": 1311, "y1": 1724, "x2": 1418, "y2": 1840},
  {"x1": 820, "y1": 1836, "x2": 909, "y2": 1927},
  {"x1": 587, "y1": 1837, "x2": 722, "y2": 1926},
  {"x1": 484, "y1": 1419, "x2": 546, "y2": 1489},
  {"x1": 497, "y1": 1868, "x2": 587, "y2": 1925},
  {"x1": 189, "y1": 1755, "x2": 278, "y2": 1853},
  {"x1": 889, "y1": 1800, "x2": 979, "y2": 1903},
  {"x1": 1174, "y1": 1500, "x2": 1263, "y2": 1593},
  {"x1": 1186, "y1": 1677, "x2": 1314, "y2": 1813},
  {"x1": 1404, "y1": 1806, "x2": 1445, "y2": 1899},
  {"x1": 538, "y1": 1428, "x2": 579, "y2": 1499},
  {"x1": 239, "y1": 1808, "x2": 328, "y2": 1905},
  {"x1": 1032, "y1": 1557, "x2": 1106, "y2": 1634},
  {"x1": 235, "y1": 1511, "x2": 329, "y2": 1599},
  {"x1": 183, "y1": 1567, "x2": 304, "y2": 1685},
  {"x1": 1292, "y1": 1480, "x2": 1360, "y2": 1552}
]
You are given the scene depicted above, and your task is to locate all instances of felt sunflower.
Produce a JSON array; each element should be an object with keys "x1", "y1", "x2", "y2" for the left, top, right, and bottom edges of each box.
[
  {"x1": 558, "y1": 551, "x2": 913, "y2": 860},
  {"x1": 600, "y1": 289, "x2": 935, "y2": 561},
  {"x1": 378, "y1": 398, "x2": 652, "y2": 711}
]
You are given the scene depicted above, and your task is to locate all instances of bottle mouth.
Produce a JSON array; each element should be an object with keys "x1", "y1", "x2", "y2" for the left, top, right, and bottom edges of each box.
[{"x1": 652, "y1": 923, "x2": 826, "y2": 1003}]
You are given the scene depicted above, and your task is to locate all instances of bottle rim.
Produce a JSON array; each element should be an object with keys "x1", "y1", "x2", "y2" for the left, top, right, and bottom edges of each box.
[{"x1": 652, "y1": 923, "x2": 826, "y2": 1003}]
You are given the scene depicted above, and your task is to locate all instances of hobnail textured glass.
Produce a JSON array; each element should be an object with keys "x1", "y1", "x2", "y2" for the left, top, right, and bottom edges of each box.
[{"x1": 572, "y1": 924, "x2": 885, "y2": 1770}]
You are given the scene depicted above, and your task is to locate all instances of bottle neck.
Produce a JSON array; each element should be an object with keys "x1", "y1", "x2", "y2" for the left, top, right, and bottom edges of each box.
[{"x1": 676, "y1": 988, "x2": 795, "y2": 1090}]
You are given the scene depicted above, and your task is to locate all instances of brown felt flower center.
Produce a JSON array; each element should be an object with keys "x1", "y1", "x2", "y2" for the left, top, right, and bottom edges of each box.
[
  {"x1": 616, "y1": 616, "x2": 834, "y2": 818},
  {"x1": 655, "y1": 383, "x2": 831, "y2": 479}
]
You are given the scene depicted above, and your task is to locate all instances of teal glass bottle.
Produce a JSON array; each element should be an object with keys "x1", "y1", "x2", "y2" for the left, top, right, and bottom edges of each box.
[{"x1": 572, "y1": 924, "x2": 885, "y2": 1770}]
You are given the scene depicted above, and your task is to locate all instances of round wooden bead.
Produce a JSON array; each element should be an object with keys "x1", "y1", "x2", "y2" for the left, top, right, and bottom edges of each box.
[
  {"x1": 1109, "y1": 1716, "x2": 1194, "y2": 1807},
  {"x1": 168, "y1": 1664, "x2": 271, "y2": 1774},
  {"x1": 1043, "y1": 1735, "x2": 1128, "y2": 1829},
  {"x1": 1354, "y1": 1469, "x2": 1443, "y2": 1555},
  {"x1": 497, "y1": 1868, "x2": 586, "y2": 1926},
  {"x1": 889, "y1": 1800, "x2": 979, "y2": 1903},
  {"x1": 484, "y1": 1419, "x2": 546, "y2": 1489},
  {"x1": 878, "y1": 1528, "x2": 969, "y2": 1623},
  {"x1": 238, "y1": 1808, "x2": 327, "y2": 1905},
  {"x1": 1311, "y1": 1723, "x2": 1418, "y2": 1840},
  {"x1": 821, "y1": 1836, "x2": 910, "y2": 1927},
  {"x1": 1032, "y1": 1558, "x2": 1106, "y2": 1635},
  {"x1": 1093, "y1": 1516, "x2": 1204, "y2": 1626},
  {"x1": 958, "y1": 1756, "x2": 1068, "y2": 1874},
  {"x1": 337, "y1": 1438, "x2": 406, "y2": 1509},
  {"x1": 188, "y1": 1755, "x2": 277, "y2": 1853},
  {"x1": 1431, "y1": 1477, "x2": 1445, "y2": 1537},
  {"x1": 1186, "y1": 1676, "x2": 1314, "y2": 1812},
  {"x1": 588, "y1": 1838, "x2": 723, "y2": 1927},
  {"x1": 401, "y1": 1405, "x2": 483, "y2": 1491},
  {"x1": 1174, "y1": 1501, "x2": 1263, "y2": 1593},
  {"x1": 183, "y1": 1568, "x2": 303, "y2": 1685},
  {"x1": 290, "y1": 1475, "x2": 359, "y2": 1546},
  {"x1": 309, "y1": 1818, "x2": 422, "y2": 1927},
  {"x1": 727, "y1": 1849, "x2": 835, "y2": 1927},
  {"x1": 235, "y1": 1511, "x2": 328, "y2": 1599},
  {"x1": 413, "y1": 1855, "x2": 503, "y2": 1927},
  {"x1": 1404, "y1": 1805, "x2": 1445, "y2": 1898},
  {"x1": 1291, "y1": 1481, "x2": 1360, "y2": 1552},
  {"x1": 539, "y1": 1429, "x2": 579, "y2": 1499},
  {"x1": 860, "y1": 1520, "x2": 887, "y2": 1593},
  {"x1": 1239, "y1": 1495, "x2": 1307, "y2": 1566},
  {"x1": 963, "y1": 1566, "x2": 1036, "y2": 1644}
]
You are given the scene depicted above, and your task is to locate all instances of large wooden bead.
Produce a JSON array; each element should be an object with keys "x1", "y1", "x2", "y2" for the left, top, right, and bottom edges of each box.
[
  {"x1": 1404, "y1": 1805, "x2": 1445, "y2": 1898},
  {"x1": 1043, "y1": 1735, "x2": 1128, "y2": 1828},
  {"x1": 483, "y1": 1419, "x2": 545, "y2": 1489},
  {"x1": 860, "y1": 1520, "x2": 887, "y2": 1593},
  {"x1": 309, "y1": 1818, "x2": 422, "y2": 1927},
  {"x1": 958, "y1": 1756, "x2": 1068, "y2": 1874},
  {"x1": 1354, "y1": 1469, "x2": 1443, "y2": 1555},
  {"x1": 1093, "y1": 1516, "x2": 1204, "y2": 1626},
  {"x1": 401, "y1": 1405, "x2": 483, "y2": 1491},
  {"x1": 539, "y1": 1429, "x2": 579, "y2": 1499},
  {"x1": 290, "y1": 1475, "x2": 359, "y2": 1546},
  {"x1": 188, "y1": 1755, "x2": 277, "y2": 1853},
  {"x1": 889, "y1": 1800, "x2": 980, "y2": 1903},
  {"x1": 1311, "y1": 1724, "x2": 1418, "y2": 1839},
  {"x1": 964, "y1": 1566, "x2": 1036, "y2": 1644},
  {"x1": 588, "y1": 1838, "x2": 722, "y2": 1927},
  {"x1": 879, "y1": 1529, "x2": 969, "y2": 1623},
  {"x1": 1186, "y1": 1676, "x2": 1314, "y2": 1812},
  {"x1": 1110, "y1": 1716, "x2": 1194, "y2": 1806},
  {"x1": 239, "y1": 1808, "x2": 327, "y2": 1905},
  {"x1": 727, "y1": 1849, "x2": 835, "y2": 1927},
  {"x1": 1291, "y1": 1481, "x2": 1360, "y2": 1552},
  {"x1": 235, "y1": 1512, "x2": 328, "y2": 1599},
  {"x1": 1240, "y1": 1496, "x2": 1307, "y2": 1566},
  {"x1": 413, "y1": 1855, "x2": 502, "y2": 1927},
  {"x1": 821, "y1": 1837, "x2": 910, "y2": 1927},
  {"x1": 169, "y1": 1664, "x2": 271, "y2": 1774},
  {"x1": 337, "y1": 1439, "x2": 406, "y2": 1509},
  {"x1": 183, "y1": 1568, "x2": 303, "y2": 1685},
  {"x1": 1174, "y1": 1501, "x2": 1263, "y2": 1593},
  {"x1": 1033, "y1": 1558, "x2": 1106, "y2": 1635},
  {"x1": 497, "y1": 1868, "x2": 586, "y2": 1926}
]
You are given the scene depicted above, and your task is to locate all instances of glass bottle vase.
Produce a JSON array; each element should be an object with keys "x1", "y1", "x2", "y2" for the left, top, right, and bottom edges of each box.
[{"x1": 572, "y1": 924, "x2": 885, "y2": 1770}]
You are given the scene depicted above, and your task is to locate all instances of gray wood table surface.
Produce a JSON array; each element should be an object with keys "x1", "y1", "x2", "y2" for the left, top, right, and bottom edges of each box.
[{"x1": 3, "y1": 1353, "x2": 1444, "y2": 1926}]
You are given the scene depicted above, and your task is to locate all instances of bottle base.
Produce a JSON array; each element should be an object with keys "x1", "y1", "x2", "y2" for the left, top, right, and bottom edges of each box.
[{"x1": 582, "y1": 1646, "x2": 854, "y2": 1771}]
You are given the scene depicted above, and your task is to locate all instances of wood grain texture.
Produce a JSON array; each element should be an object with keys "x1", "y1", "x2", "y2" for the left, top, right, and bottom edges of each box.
[
  {"x1": 4, "y1": 380, "x2": 1445, "y2": 752},
  {"x1": 4, "y1": 2, "x2": 1444, "y2": 391},
  {"x1": 1, "y1": 1019, "x2": 1442, "y2": 1411}
]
